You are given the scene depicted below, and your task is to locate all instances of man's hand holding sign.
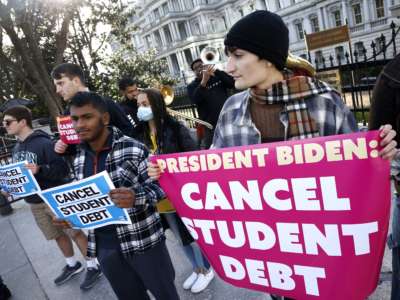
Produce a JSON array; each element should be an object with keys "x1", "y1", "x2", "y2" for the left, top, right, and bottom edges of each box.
[
  {"x1": 109, "y1": 188, "x2": 135, "y2": 208},
  {"x1": 149, "y1": 130, "x2": 394, "y2": 299},
  {"x1": 52, "y1": 186, "x2": 135, "y2": 229},
  {"x1": 24, "y1": 163, "x2": 40, "y2": 175},
  {"x1": 42, "y1": 171, "x2": 132, "y2": 230}
]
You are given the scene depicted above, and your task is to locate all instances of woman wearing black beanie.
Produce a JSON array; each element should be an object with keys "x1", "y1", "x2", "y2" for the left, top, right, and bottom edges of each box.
[
  {"x1": 214, "y1": 9, "x2": 397, "y2": 300},
  {"x1": 148, "y1": 9, "x2": 397, "y2": 300}
]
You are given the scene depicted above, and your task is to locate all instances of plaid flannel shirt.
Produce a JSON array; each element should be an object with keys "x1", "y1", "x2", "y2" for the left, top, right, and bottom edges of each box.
[
  {"x1": 212, "y1": 89, "x2": 358, "y2": 148},
  {"x1": 72, "y1": 127, "x2": 165, "y2": 257}
]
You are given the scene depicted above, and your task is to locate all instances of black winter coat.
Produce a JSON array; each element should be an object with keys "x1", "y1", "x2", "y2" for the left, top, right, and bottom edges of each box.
[
  {"x1": 369, "y1": 54, "x2": 400, "y2": 144},
  {"x1": 187, "y1": 70, "x2": 235, "y2": 127},
  {"x1": 12, "y1": 130, "x2": 70, "y2": 203},
  {"x1": 138, "y1": 116, "x2": 197, "y2": 245},
  {"x1": 138, "y1": 116, "x2": 197, "y2": 154}
]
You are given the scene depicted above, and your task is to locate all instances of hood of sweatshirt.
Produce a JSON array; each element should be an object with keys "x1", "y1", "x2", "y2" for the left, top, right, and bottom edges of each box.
[{"x1": 12, "y1": 130, "x2": 51, "y2": 164}]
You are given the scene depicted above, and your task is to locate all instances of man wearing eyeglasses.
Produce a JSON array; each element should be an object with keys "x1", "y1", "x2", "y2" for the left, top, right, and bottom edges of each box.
[{"x1": 1, "y1": 106, "x2": 91, "y2": 288}]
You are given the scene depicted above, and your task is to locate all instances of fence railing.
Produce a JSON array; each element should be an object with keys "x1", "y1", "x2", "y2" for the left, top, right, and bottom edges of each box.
[
  {"x1": 310, "y1": 21, "x2": 400, "y2": 124},
  {"x1": 0, "y1": 136, "x2": 16, "y2": 165},
  {"x1": 169, "y1": 103, "x2": 199, "y2": 129}
]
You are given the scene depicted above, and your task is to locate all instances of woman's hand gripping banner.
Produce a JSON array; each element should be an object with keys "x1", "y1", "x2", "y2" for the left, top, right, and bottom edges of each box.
[{"x1": 152, "y1": 131, "x2": 390, "y2": 300}]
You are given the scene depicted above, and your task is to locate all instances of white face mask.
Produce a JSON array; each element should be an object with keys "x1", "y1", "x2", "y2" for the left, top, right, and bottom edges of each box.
[{"x1": 137, "y1": 106, "x2": 154, "y2": 121}]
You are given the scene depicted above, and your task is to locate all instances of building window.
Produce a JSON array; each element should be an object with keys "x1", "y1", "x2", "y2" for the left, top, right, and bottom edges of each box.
[
  {"x1": 332, "y1": 10, "x2": 342, "y2": 27},
  {"x1": 178, "y1": 21, "x2": 188, "y2": 39},
  {"x1": 184, "y1": 49, "x2": 193, "y2": 66},
  {"x1": 192, "y1": 21, "x2": 201, "y2": 35},
  {"x1": 162, "y1": 3, "x2": 169, "y2": 15},
  {"x1": 163, "y1": 26, "x2": 173, "y2": 43},
  {"x1": 210, "y1": 19, "x2": 217, "y2": 32},
  {"x1": 276, "y1": 0, "x2": 282, "y2": 9},
  {"x1": 222, "y1": 16, "x2": 227, "y2": 30},
  {"x1": 218, "y1": 47, "x2": 224, "y2": 60},
  {"x1": 375, "y1": 0, "x2": 385, "y2": 18},
  {"x1": 153, "y1": 8, "x2": 160, "y2": 19},
  {"x1": 354, "y1": 41, "x2": 365, "y2": 55},
  {"x1": 335, "y1": 46, "x2": 345, "y2": 61},
  {"x1": 352, "y1": 3, "x2": 363, "y2": 25},
  {"x1": 295, "y1": 22, "x2": 304, "y2": 40},
  {"x1": 154, "y1": 30, "x2": 162, "y2": 47},
  {"x1": 171, "y1": 1, "x2": 181, "y2": 11},
  {"x1": 185, "y1": 0, "x2": 194, "y2": 9},
  {"x1": 170, "y1": 53, "x2": 180, "y2": 75},
  {"x1": 310, "y1": 15, "x2": 320, "y2": 32},
  {"x1": 145, "y1": 35, "x2": 152, "y2": 48},
  {"x1": 315, "y1": 50, "x2": 323, "y2": 65},
  {"x1": 134, "y1": 35, "x2": 142, "y2": 48},
  {"x1": 375, "y1": 37, "x2": 384, "y2": 52},
  {"x1": 199, "y1": 44, "x2": 207, "y2": 53},
  {"x1": 238, "y1": 8, "x2": 244, "y2": 17}
]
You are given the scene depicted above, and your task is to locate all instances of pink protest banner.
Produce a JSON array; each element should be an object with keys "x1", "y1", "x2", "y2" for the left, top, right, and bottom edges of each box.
[
  {"x1": 153, "y1": 131, "x2": 390, "y2": 300},
  {"x1": 57, "y1": 116, "x2": 80, "y2": 144}
]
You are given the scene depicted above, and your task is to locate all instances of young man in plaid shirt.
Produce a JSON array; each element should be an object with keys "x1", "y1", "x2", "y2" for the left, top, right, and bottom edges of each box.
[{"x1": 56, "y1": 91, "x2": 179, "y2": 300}]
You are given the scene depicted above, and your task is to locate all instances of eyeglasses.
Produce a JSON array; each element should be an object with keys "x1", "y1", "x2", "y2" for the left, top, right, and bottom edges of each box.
[{"x1": 2, "y1": 119, "x2": 17, "y2": 127}]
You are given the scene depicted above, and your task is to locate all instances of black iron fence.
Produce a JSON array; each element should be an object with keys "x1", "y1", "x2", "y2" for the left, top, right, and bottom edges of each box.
[
  {"x1": 0, "y1": 136, "x2": 16, "y2": 165},
  {"x1": 311, "y1": 21, "x2": 400, "y2": 124}
]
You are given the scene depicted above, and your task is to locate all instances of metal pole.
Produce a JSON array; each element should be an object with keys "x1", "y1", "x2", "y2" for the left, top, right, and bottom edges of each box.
[{"x1": 346, "y1": 19, "x2": 361, "y2": 123}]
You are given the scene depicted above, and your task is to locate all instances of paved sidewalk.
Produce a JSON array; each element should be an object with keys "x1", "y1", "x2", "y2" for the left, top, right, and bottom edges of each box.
[{"x1": 0, "y1": 202, "x2": 392, "y2": 300}]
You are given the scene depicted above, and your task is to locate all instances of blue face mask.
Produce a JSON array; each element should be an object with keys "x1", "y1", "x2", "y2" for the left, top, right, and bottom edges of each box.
[{"x1": 137, "y1": 106, "x2": 154, "y2": 121}]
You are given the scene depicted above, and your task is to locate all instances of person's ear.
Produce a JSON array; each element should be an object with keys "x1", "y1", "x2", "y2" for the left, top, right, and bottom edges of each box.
[
  {"x1": 102, "y1": 112, "x2": 110, "y2": 126},
  {"x1": 72, "y1": 76, "x2": 80, "y2": 85}
]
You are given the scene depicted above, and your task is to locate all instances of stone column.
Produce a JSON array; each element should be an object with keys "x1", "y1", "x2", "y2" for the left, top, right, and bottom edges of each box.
[
  {"x1": 318, "y1": 7, "x2": 326, "y2": 30},
  {"x1": 341, "y1": 0, "x2": 348, "y2": 24},
  {"x1": 158, "y1": 29, "x2": 167, "y2": 48},
  {"x1": 172, "y1": 22, "x2": 181, "y2": 41},
  {"x1": 176, "y1": 51, "x2": 187, "y2": 70},
  {"x1": 185, "y1": 20, "x2": 192, "y2": 37},
  {"x1": 165, "y1": 56, "x2": 174, "y2": 76},
  {"x1": 190, "y1": 47, "x2": 198, "y2": 60}
]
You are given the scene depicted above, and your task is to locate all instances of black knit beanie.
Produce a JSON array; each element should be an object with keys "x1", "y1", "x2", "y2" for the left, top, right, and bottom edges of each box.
[{"x1": 224, "y1": 10, "x2": 289, "y2": 70}]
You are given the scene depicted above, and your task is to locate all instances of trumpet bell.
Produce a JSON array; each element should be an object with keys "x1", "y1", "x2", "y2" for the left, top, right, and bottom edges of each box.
[
  {"x1": 200, "y1": 46, "x2": 220, "y2": 65},
  {"x1": 160, "y1": 85, "x2": 174, "y2": 106},
  {"x1": 286, "y1": 53, "x2": 316, "y2": 77}
]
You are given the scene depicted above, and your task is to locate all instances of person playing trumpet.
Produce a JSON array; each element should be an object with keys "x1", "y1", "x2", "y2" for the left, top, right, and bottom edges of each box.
[{"x1": 187, "y1": 54, "x2": 235, "y2": 149}]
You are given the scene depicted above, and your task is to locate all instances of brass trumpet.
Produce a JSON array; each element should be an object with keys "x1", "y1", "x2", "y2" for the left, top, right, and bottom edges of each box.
[
  {"x1": 200, "y1": 46, "x2": 220, "y2": 65},
  {"x1": 159, "y1": 85, "x2": 214, "y2": 129},
  {"x1": 160, "y1": 85, "x2": 174, "y2": 106},
  {"x1": 286, "y1": 52, "x2": 316, "y2": 77}
]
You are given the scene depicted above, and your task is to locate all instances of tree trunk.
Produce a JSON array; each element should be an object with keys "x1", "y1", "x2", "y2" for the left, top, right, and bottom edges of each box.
[{"x1": 0, "y1": 1, "x2": 63, "y2": 119}]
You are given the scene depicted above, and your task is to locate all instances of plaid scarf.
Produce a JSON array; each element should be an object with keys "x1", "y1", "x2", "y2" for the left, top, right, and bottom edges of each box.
[{"x1": 250, "y1": 75, "x2": 336, "y2": 140}]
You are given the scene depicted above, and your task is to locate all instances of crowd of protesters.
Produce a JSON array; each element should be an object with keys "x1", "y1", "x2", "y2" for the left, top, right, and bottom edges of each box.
[{"x1": 1, "y1": 10, "x2": 400, "y2": 300}]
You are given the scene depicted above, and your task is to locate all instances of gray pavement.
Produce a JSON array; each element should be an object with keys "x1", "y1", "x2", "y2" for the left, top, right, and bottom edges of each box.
[{"x1": 0, "y1": 202, "x2": 392, "y2": 300}]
